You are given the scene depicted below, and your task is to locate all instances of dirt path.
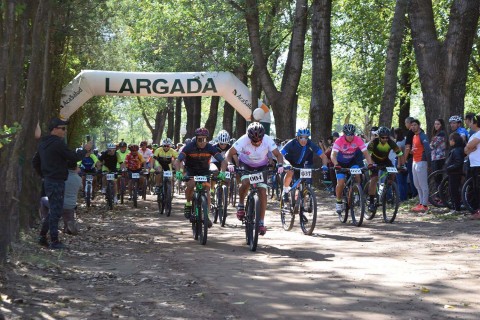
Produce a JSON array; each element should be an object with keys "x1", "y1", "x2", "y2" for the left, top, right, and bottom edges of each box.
[{"x1": 1, "y1": 191, "x2": 480, "y2": 319}]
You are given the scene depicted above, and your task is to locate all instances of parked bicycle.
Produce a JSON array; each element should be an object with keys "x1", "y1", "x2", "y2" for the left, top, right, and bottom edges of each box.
[
  {"x1": 183, "y1": 175, "x2": 211, "y2": 245},
  {"x1": 363, "y1": 165, "x2": 400, "y2": 223},
  {"x1": 280, "y1": 167, "x2": 319, "y2": 235},
  {"x1": 157, "y1": 170, "x2": 173, "y2": 216},
  {"x1": 335, "y1": 167, "x2": 366, "y2": 226}
]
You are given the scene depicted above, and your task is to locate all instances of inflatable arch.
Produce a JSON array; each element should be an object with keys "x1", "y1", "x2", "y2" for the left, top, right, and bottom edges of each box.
[{"x1": 60, "y1": 70, "x2": 271, "y2": 127}]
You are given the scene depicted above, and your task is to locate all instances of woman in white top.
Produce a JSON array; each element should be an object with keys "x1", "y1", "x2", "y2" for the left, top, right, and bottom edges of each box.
[{"x1": 464, "y1": 115, "x2": 480, "y2": 218}]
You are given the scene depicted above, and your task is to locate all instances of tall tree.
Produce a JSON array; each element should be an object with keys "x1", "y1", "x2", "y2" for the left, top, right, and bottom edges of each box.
[
  {"x1": 204, "y1": 96, "x2": 220, "y2": 140},
  {"x1": 310, "y1": 0, "x2": 334, "y2": 143},
  {"x1": 244, "y1": 0, "x2": 308, "y2": 139},
  {"x1": 408, "y1": 0, "x2": 480, "y2": 129},
  {"x1": 166, "y1": 97, "x2": 174, "y2": 141},
  {"x1": 174, "y1": 97, "x2": 182, "y2": 143},
  {"x1": 379, "y1": 0, "x2": 408, "y2": 127}
]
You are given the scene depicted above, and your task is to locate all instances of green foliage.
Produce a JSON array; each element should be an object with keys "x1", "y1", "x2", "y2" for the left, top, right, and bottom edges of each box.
[{"x1": 0, "y1": 123, "x2": 22, "y2": 149}]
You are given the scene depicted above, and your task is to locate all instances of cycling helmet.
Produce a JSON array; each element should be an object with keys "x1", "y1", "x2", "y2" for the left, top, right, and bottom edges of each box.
[
  {"x1": 152, "y1": 143, "x2": 159, "y2": 149},
  {"x1": 184, "y1": 138, "x2": 192, "y2": 144},
  {"x1": 194, "y1": 127, "x2": 209, "y2": 137},
  {"x1": 342, "y1": 124, "x2": 356, "y2": 136},
  {"x1": 129, "y1": 144, "x2": 139, "y2": 151},
  {"x1": 377, "y1": 126, "x2": 390, "y2": 137},
  {"x1": 229, "y1": 138, "x2": 236, "y2": 145},
  {"x1": 118, "y1": 141, "x2": 127, "y2": 148},
  {"x1": 161, "y1": 138, "x2": 172, "y2": 147},
  {"x1": 448, "y1": 115, "x2": 462, "y2": 123},
  {"x1": 107, "y1": 143, "x2": 116, "y2": 150},
  {"x1": 217, "y1": 130, "x2": 230, "y2": 144},
  {"x1": 296, "y1": 127, "x2": 311, "y2": 137},
  {"x1": 247, "y1": 122, "x2": 265, "y2": 142}
]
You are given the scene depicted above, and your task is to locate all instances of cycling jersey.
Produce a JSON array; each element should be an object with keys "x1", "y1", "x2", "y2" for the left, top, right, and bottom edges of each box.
[
  {"x1": 178, "y1": 140, "x2": 224, "y2": 175},
  {"x1": 125, "y1": 153, "x2": 145, "y2": 171},
  {"x1": 154, "y1": 147, "x2": 178, "y2": 170},
  {"x1": 281, "y1": 138, "x2": 322, "y2": 165},
  {"x1": 233, "y1": 134, "x2": 277, "y2": 168},
  {"x1": 367, "y1": 138, "x2": 403, "y2": 164},
  {"x1": 79, "y1": 154, "x2": 99, "y2": 172},
  {"x1": 98, "y1": 151, "x2": 118, "y2": 172},
  {"x1": 211, "y1": 143, "x2": 231, "y2": 163},
  {"x1": 456, "y1": 127, "x2": 469, "y2": 139},
  {"x1": 332, "y1": 136, "x2": 367, "y2": 164},
  {"x1": 139, "y1": 148, "x2": 154, "y2": 162},
  {"x1": 116, "y1": 149, "x2": 130, "y2": 169}
]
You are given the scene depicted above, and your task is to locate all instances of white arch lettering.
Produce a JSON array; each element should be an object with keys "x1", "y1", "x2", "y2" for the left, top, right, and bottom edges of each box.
[{"x1": 60, "y1": 70, "x2": 271, "y2": 124}]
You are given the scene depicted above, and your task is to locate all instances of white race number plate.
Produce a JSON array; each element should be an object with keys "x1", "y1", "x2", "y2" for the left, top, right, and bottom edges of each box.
[
  {"x1": 131, "y1": 173, "x2": 140, "y2": 179},
  {"x1": 349, "y1": 168, "x2": 362, "y2": 175},
  {"x1": 249, "y1": 172, "x2": 264, "y2": 184},
  {"x1": 106, "y1": 174, "x2": 115, "y2": 181},
  {"x1": 163, "y1": 170, "x2": 172, "y2": 177},
  {"x1": 386, "y1": 167, "x2": 398, "y2": 173},
  {"x1": 194, "y1": 176, "x2": 208, "y2": 182},
  {"x1": 300, "y1": 169, "x2": 312, "y2": 179},
  {"x1": 86, "y1": 175, "x2": 94, "y2": 181}
]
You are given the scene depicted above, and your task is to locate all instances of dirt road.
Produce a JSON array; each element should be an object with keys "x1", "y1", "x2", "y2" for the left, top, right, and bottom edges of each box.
[{"x1": 1, "y1": 190, "x2": 479, "y2": 319}]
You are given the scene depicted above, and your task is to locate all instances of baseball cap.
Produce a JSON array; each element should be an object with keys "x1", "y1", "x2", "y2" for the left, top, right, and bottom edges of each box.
[{"x1": 48, "y1": 117, "x2": 69, "y2": 131}]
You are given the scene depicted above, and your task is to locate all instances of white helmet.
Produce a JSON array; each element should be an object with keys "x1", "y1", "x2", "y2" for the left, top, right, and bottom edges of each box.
[
  {"x1": 217, "y1": 130, "x2": 230, "y2": 144},
  {"x1": 161, "y1": 138, "x2": 173, "y2": 147}
]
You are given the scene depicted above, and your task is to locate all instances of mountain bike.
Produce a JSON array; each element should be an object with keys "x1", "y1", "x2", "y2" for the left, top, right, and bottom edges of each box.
[
  {"x1": 118, "y1": 168, "x2": 127, "y2": 204},
  {"x1": 427, "y1": 169, "x2": 447, "y2": 207},
  {"x1": 228, "y1": 172, "x2": 238, "y2": 207},
  {"x1": 183, "y1": 175, "x2": 210, "y2": 245},
  {"x1": 236, "y1": 168, "x2": 275, "y2": 252},
  {"x1": 269, "y1": 171, "x2": 283, "y2": 201},
  {"x1": 461, "y1": 176, "x2": 476, "y2": 213},
  {"x1": 335, "y1": 167, "x2": 366, "y2": 227},
  {"x1": 129, "y1": 171, "x2": 141, "y2": 208},
  {"x1": 84, "y1": 173, "x2": 94, "y2": 207},
  {"x1": 212, "y1": 172, "x2": 229, "y2": 227},
  {"x1": 104, "y1": 172, "x2": 117, "y2": 210},
  {"x1": 363, "y1": 165, "x2": 400, "y2": 223},
  {"x1": 157, "y1": 170, "x2": 173, "y2": 216},
  {"x1": 280, "y1": 167, "x2": 319, "y2": 235}
]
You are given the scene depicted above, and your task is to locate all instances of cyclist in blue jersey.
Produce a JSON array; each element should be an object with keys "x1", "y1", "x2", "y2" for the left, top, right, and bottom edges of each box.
[
  {"x1": 281, "y1": 127, "x2": 329, "y2": 203},
  {"x1": 449, "y1": 115, "x2": 469, "y2": 143}
]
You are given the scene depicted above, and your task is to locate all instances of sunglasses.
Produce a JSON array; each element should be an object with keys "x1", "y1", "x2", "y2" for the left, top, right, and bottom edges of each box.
[
  {"x1": 380, "y1": 136, "x2": 389, "y2": 140},
  {"x1": 56, "y1": 126, "x2": 67, "y2": 131},
  {"x1": 298, "y1": 136, "x2": 308, "y2": 141},
  {"x1": 197, "y1": 138, "x2": 207, "y2": 143}
]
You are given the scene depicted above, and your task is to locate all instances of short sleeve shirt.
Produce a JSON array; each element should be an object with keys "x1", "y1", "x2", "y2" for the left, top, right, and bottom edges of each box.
[
  {"x1": 468, "y1": 131, "x2": 480, "y2": 167},
  {"x1": 178, "y1": 141, "x2": 223, "y2": 174},
  {"x1": 332, "y1": 136, "x2": 367, "y2": 164},
  {"x1": 125, "y1": 153, "x2": 145, "y2": 171},
  {"x1": 280, "y1": 138, "x2": 322, "y2": 165},
  {"x1": 233, "y1": 134, "x2": 277, "y2": 167}
]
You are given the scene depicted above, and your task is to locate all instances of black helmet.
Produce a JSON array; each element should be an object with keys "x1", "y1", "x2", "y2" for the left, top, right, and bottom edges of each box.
[
  {"x1": 247, "y1": 122, "x2": 265, "y2": 142},
  {"x1": 377, "y1": 126, "x2": 390, "y2": 137},
  {"x1": 342, "y1": 124, "x2": 356, "y2": 136}
]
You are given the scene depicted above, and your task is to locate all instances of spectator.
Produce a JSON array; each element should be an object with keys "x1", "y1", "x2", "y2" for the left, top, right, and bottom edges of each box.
[
  {"x1": 464, "y1": 112, "x2": 477, "y2": 138},
  {"x1": 404, "y1": 116, "x2": 418, "y2": 198},
  {"x1": 394, "y1": 128, "x2": 408, "y2": 201},
  {"x1": 409, "y1": 119, "x2": 431, "y2": 213},
  {"x1": 448, "y1": 115, "x2": 468, "y2": 143},
  {"x1": 464, "y1": 114, "x2": 480, "y2": 219},
  {"x1": 32, "y1": 117, "x2": 91, "y2": 249},
  {"x1": 62, "y1": 160, "x2": 82, "y2": 234},
  {"x1": 446, "y1": 133, "x2": 465, "y2": 214},
  {"x1": 430, "y1": 118, "x2": 447, "y2": 186}
]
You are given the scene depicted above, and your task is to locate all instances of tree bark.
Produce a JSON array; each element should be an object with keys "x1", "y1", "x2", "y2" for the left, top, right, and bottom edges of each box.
[
  {"x1": 379, "y1": 0, "x2": 408, "y2": 127},
  {"x1": 398, "y1": 40, "x2": 413, "y2": 129},
  {"x1": 310, "y1": 0, "x2": 334, "y2": 144},
  {"x1": 184, "y1": 97, "x2": 201, "y2": 138},
  {"x1": 244, "y1": 0, "x2": 308, "y2": 139},
  {"x1": 408, "y1": 0, "x2": 480, "y2": 132},
  {"x1": 166, "y1": 97, "x2": 174, "y2": 141},
  {"x1": 174, "y1": 97, "x2": 182, "y2": 144},
  {"x1": 204, "y1": 96, "x2": 219, "y2": 140}
]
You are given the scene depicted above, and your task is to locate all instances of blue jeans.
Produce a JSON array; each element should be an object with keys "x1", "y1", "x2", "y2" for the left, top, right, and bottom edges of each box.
[
  {"x1": 396, "y1": 171, "x2": 408, "y2": 201},
  {"x1": 40, "y1": 179, "x2": 65, "y2": 241},
  {"x1": 407, "y1": 158, "x2": 418, "y2": 198}
]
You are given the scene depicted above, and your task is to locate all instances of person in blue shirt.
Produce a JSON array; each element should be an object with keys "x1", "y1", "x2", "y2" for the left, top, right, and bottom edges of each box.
[
  {"x1": 449, "y1": 115, "x2": 469, "y2": 143},
  {"x1": 280, "y1": 127, "x2": 328, "y2": 203}
]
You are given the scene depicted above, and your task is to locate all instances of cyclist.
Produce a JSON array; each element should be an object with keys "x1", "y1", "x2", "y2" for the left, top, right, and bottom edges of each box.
[
  {"x1": 139, "y1": 140, "x2": 155, "y2": 170},
  {"x1": 174, "y1": 127, "x2": 227, "y2": 227},
  {"x1": 226, "y1": 122, "x2": 284, "y2": 235},
  {"x1": 122, "y1": 144, "x2": 146, "y2": 200},
  {"x1": 79, "y1": 147, "x2": 101, "y2": 198},
  {"x1": 116, "y1": 140, "x2": 130, "y2": 170},
  {"x1": 210, "y1": 130, "x2": 234, "y2": 194},
  {"x1": 449, "y1": 115, "x2": 469, "y2": 143},
  {"x1": 153, "y1": 138, "x2": 178, "y2": 195},
  {"x1": 331, "y1": 124, "x2": 374, "y2": 214},
  {"x1": 280, "y1": 127, "x2": 329, "y2": 203},
  {"x1": 366, "y1": 126, "x2": 405, "y2": 212},
  {"x1": 98, "y1": 143, "x2": 120, "y2": 203}
]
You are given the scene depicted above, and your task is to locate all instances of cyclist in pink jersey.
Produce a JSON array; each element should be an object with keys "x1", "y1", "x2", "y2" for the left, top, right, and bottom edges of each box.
[{"x1": 331, "y1": 124, "x2": 373, "y2": 214}]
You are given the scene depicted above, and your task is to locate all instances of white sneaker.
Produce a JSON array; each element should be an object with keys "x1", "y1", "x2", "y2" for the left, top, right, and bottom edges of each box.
[
  {"x1": 114, "y1": 196, "x2": 118, "y2": 204},
  {"x1": 101, "y1": 188, "x2": 106, "y2": 194},
  {"x1": 335, "y1": 202, "x2": 344, "y2": 214}
]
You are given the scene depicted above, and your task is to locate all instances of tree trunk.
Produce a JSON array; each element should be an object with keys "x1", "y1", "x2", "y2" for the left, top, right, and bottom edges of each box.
[
  {"x1": 244, "y1": 0, "x2": 308, "y2": 139},
  {"x1": 398, "y1": 41, "x2": 413, "y2": 129},
  {"x1": 174, "y1": 97, "x2": 182, "y2": 144},
  {"x1": 222, "y1": 101, "x2": 234, "y2": 135},
  {"x1": 379, "y1": 0, "x2": 408, "y2": 127},
  {"x1": 310, "y1": 0, "x2": 334, "y2": 144},
  {"x1": 184, "y1": 97, "x2": 201, "y2": 138},
  {"x1": 166, "y1": 97, "x2": 174, "y2": 141},
  {"x1": 408, "y1": 0, "x2": 480, "y2": 132},
  {"x1": 204, "y1": 96, "x2": 219, "y2": 140}
]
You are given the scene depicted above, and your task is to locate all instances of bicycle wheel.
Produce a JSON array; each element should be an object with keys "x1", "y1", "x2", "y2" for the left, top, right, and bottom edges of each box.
[
  {"x1": 86, "y1": 183, "x2": 91, "y2": 207},
  {"x1": 106, "y1": 181, "x2": 114, "y2": 210},
  {"x1": 349, "y1": 182, "x2": 365, "y2": 227},
  {"x1": 338, "y1": 186, "x2": 349, "y2": 223},
  {"x1": 363, "y1": 181, "x2": 377, "y2": 220},
  {"x1": 165, "y1": 182, "x2": 172, "y2": 217},
  {"x1": 133, "y1": 181, "x2": 138, "y2": 208},
  {"x1": 213, "y1": 187, "x2": 220, "y2": 224},
  {"x1": 439, "y1": 176, "x2": 454, "y2": 210},
  {"x1": 428, "y1": 170, "x2": 445, "y2": 207},
  {"x1": 199, "y1": 194, "x2": 209, "y2": 245},
  {"x1": 120, "y1": 178, "x2": 125, "y2": 204},
  {"x1": 157, "y1": 184, "x2": 165, "y2": 215},
  {"x1": 276, "y1": 173, "x2": 283, "y2": 201},
  {"x1": 462, "y1": 177, "x2": 475, "y2": 213},
  {"x1": 141, "y1": 179, "x2": 147, "y2": 200},
  {"x1": 229, "y1": 177, "x2": 237, "y2": 207},
  {"x1": 382, "y1": 181, "x2": 399, "y2": 223},
  {"x1": 221, "y1": 185, "x2": 228, "y2": 227},
  {"x1": 300, "y1": 186, "x2": 317, "y2": 235},
  {"x1": 245, "y1": 196, "x2": 253, "y2": 245},
  {"x1": 192, "y1": 199, "x2": 199, "y2": 240},
  {"x1": 280, "y1": 189, "x2": 294, "y2": 231},
  {"x1": 249, "y1": 194, "x2": 261, "y2": 252}
]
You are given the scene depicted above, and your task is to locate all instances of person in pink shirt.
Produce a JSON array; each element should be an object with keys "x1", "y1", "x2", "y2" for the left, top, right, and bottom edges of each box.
[{"x1": 331, "y1": 124, "x2": 373, "y2": 214}]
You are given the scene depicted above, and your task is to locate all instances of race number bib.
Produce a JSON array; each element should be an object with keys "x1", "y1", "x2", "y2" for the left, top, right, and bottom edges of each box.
[
  {"x1": 194, "y1": 176, "x2": 208, "y2": 182},
  {"x1": 349, "y1": 168, "x2": 362, "y2": 175},
  {"x1": 131, "y1": 172, "x2": 140, "y2": 179},
  {"x1": 106, "y1": 174, "x2": 115, "y2": 181},
  {"x1": 248, "y1": 172, "x2": 264, "y2": 184},
  {"x1": 86, "y1": 175, "x2": 94, "y2": 182},
  {"x1": 163, "y1": 170, "x2": 172, "y2": 178},
  {"x1": 300, "y1": 169, "x2": 312, "y2": 179},
  {"x1": 225, "y1": 171, "x2": 231, "y2": 179},
  {"x1": 386, "y1": 167, "x2": 398, "y2": 173}
]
